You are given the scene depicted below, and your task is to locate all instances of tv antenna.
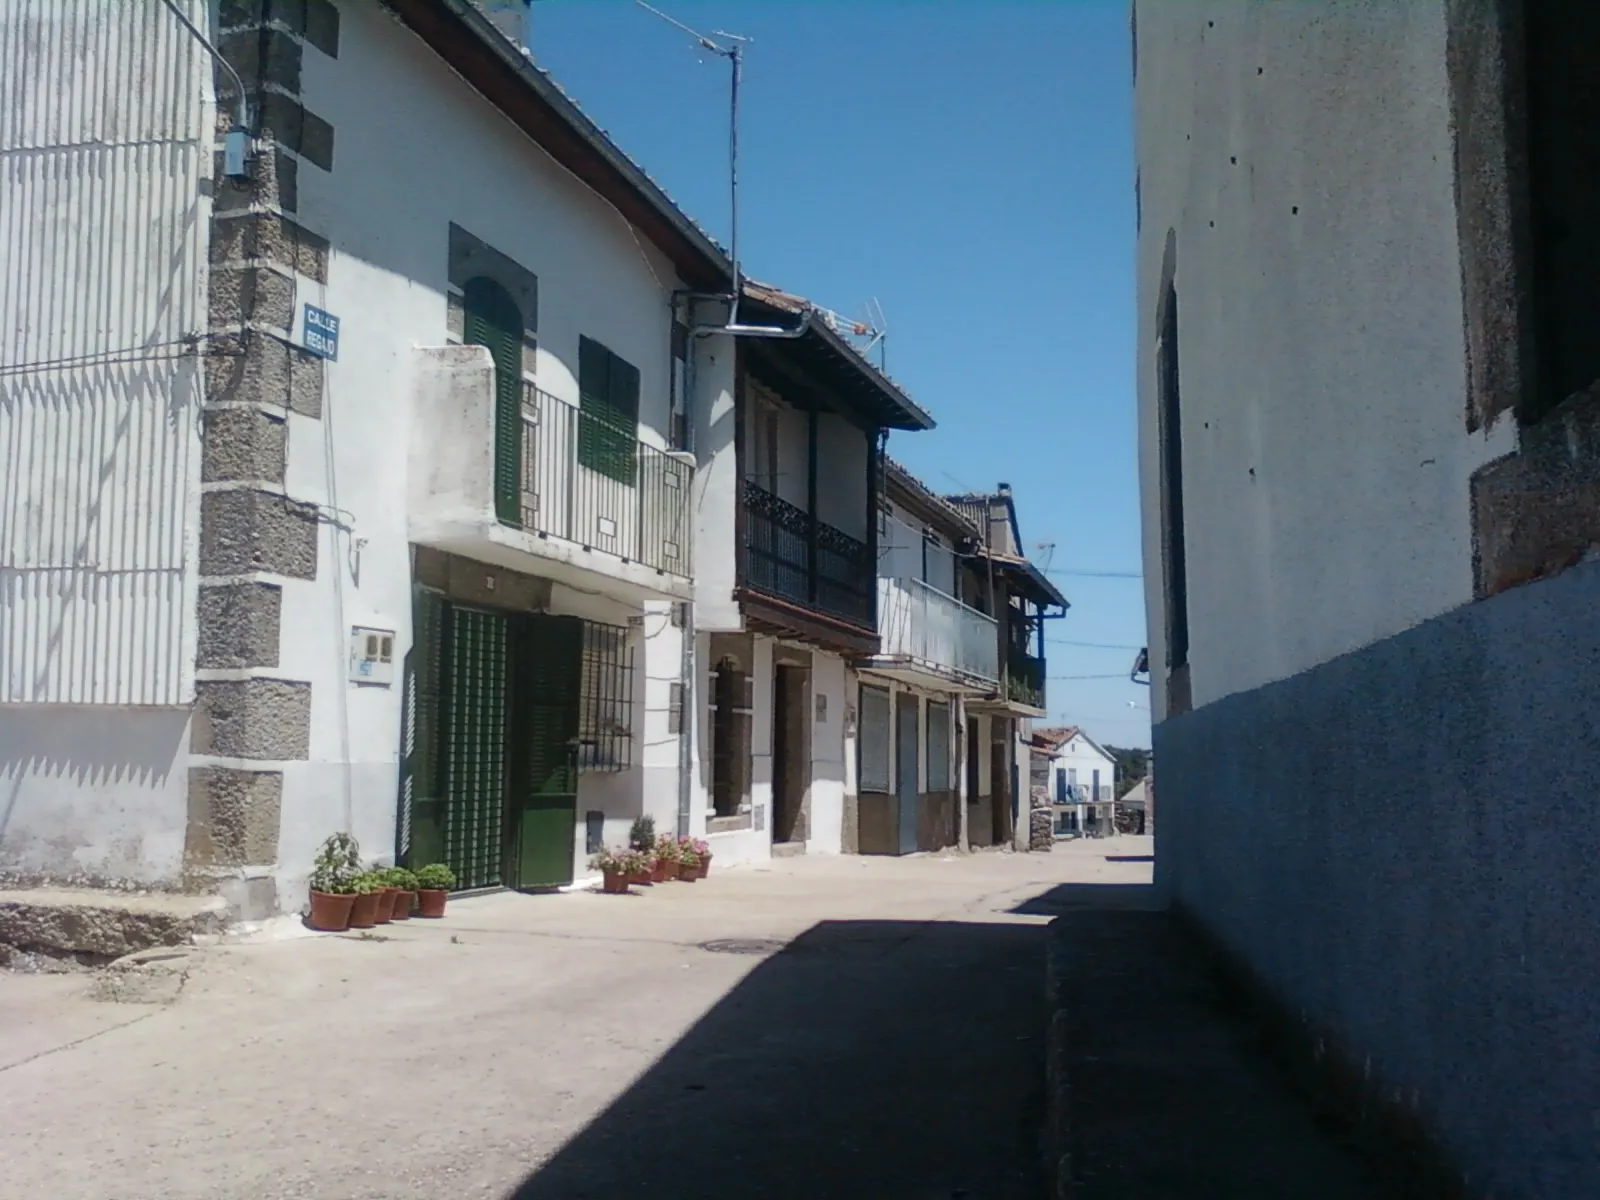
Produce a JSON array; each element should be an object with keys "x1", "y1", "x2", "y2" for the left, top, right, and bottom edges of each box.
[{"x1": 634, "y1": 1, "x2": 752, "y2": 322}]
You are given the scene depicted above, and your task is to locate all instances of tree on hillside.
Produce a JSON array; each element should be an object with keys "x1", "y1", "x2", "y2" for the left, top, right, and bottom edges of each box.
[{"x1": 1106, "y1": 745, "x2": 1150, "y2": 799}]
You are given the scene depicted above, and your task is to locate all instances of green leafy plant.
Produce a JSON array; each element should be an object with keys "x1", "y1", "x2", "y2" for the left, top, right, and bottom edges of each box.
[
  {"x1": 628, "y1": 815, "x2": 656, "y2": 852},
  {"x1": 414, "y1": 863, "x2": 456, "y2": 891},
  {"x1": 309, "y1": 832, "x2": 363, "y2": 895},
  {"x1": 382, "y1": 866, "x2": 419, "y2": 891},
  {"x1": 350, "y1": 872, "x2": 381, "y2": 895}
]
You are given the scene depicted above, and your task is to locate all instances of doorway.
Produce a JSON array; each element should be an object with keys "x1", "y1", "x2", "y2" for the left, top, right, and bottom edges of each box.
[
  {"x1": 895, "y1": 693, "x2": 920, "y2": 855},
  {"x1": 990, "y1": 717, "x2": 1012, "y2": 846},
  {"x1": 771, "y1": 663, "x2": 810, "y2": 845}
]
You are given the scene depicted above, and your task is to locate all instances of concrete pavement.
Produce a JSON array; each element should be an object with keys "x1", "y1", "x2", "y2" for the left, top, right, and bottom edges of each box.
[{"x1": 0, "y1": 839, "x2": 1149, "y2": 1200}]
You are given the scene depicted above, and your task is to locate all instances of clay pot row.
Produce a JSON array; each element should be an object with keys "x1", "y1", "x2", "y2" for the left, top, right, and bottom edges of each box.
[
  {"x1": 306, "y1": 887, "x2": 449, "y2": 932},
  {"x1": 601, "y1": 854, "x2": 712, "y2": 895}
]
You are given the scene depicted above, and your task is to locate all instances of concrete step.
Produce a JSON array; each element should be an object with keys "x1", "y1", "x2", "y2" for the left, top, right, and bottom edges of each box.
[
  {"x1": 770, "y1": 841, "x2": 807, "y2": 859},
  {"x1": 0, "y1": 888, "x2": 227, "y2": 967}
]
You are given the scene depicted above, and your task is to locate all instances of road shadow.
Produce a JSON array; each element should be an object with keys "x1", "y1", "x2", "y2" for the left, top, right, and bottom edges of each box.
[
  {"x1": 508, "y1": 916, "x2": 1052, "y2": 1199},
  {"x1": 1009, "y1": 881, "x2": 1164, "y2": 917},
  {"x1": 1104, "y1": 854, "x2": 1154, "y2": 864}
]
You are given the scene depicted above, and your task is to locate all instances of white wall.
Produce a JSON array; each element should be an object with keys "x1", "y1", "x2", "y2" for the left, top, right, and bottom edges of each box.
[
  {"x1": 1050, "y1": 735, "x2": 1117, "y2": 804},
  {"x1": 815, "y1": 413, "x2": 869, "y2": 540},
  {"x1": 263, "y1": 3, "x2": 710, "y2": 890},
  {"x1": 1134, "y1": 0, "x2": 1515, "y2": 721},
  {"x1": 807, "y1": 650, "x2": 847, "y2": 854},
  {"x1": 691, "y1": 336, "x2": 740, "y2": 630}
]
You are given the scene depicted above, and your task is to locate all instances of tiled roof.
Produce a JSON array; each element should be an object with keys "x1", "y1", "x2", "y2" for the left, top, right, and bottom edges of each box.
[{"x1": 883, "y1": 458, "x2": 981, "y2": 537}]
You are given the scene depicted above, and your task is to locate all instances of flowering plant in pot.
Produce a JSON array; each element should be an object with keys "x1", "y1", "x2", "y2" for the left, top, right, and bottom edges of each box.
[
  {"x1": 347, "y1": 871, "x2": 383, "y2": 929},
  {"x1": 307, "y1": 832, "x2": 362, "y2": 930},
  {"x1": 653, "y1": 834, "x2": 682, "y2": 881},
  {"x1": 590, "y1": 846, "x2": 640, "y2": 895},
  {"x1": 414, "y1": 863, "x2": 456, "y2": 917},
  {"x1": 679, "y1": 836, "x2": 712, "y2": 880}
]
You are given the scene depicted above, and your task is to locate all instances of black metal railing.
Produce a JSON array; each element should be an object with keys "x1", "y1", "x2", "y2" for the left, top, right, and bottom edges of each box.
[
  {"x1": 513, "y1": 384, "x2": 692, "y2": 578},
  {"x1": 741, "y1": 479, "x2": 874, "y2": 627},
  {"x1": 1006, "y1": 648, "x2": 1046, "y2": 709}
]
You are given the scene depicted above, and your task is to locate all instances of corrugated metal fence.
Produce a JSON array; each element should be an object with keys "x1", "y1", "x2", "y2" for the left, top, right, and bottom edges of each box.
[{"x1": 0, "y1": 0, "x2": 208, "y2": 705}]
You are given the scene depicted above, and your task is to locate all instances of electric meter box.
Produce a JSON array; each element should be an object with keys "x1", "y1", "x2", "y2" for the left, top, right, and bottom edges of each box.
[{"x1": 349, "y1": 626, "x2": 396, "y2": 686}]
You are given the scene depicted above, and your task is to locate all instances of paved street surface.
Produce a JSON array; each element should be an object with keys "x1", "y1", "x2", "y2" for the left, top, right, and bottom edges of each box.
[{"x1": 0, "y1": 840, "x2": 1150, "y2": 1200}]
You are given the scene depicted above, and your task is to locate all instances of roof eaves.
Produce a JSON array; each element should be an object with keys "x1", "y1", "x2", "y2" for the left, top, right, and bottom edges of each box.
[{"x1": 401, "y1": 0, "x2": 733, "y2": 286}]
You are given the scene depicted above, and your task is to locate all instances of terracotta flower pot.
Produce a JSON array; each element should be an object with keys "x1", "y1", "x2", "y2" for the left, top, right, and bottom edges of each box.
[
  {"x1": 658, "y1": 858, "x2": 680, "y2": 881},
  {"x1": 627, "y1": 868, "x2": 652, "y2": 887},
  {"x1": 307, "y1": 890, "x2": 355, "y2": 932},
  {"x1": 373, "y1": 888, "x2": 398, "y2": 924},
  {"x1": 678, "y1": 860, "x2": 701, "y2": 882},
  {"x1": 700, "y1": 853, "x2": 713, "y2": 878},
  {"x1": 348, "y1": 890, "x2": 380, "y2": 929},
  {"x1": 649, "y1": 857, "x2": 669, "y2": 883},
  {"x1": 390, "y1": 890, "x2": 415, "y2": 920},
  {"x1": 415, "y1": 888, "x2": 448, "y2": 918},
  {"x1": 601, "y1": 870, "x2": 631, "y2": 895}
]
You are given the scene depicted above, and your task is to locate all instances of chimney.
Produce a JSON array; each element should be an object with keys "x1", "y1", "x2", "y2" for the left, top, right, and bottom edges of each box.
[{"x1": 472, "y1": 0, "x2": 532, "y2": 52}]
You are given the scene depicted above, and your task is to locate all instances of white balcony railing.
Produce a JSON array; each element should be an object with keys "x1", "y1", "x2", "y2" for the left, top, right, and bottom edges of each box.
[{"x1": 876, "y1": 577, "x2": 999, "y2": 684}]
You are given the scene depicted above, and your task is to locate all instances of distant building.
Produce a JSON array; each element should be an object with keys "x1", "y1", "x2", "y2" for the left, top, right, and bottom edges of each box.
[
  {"x1": 1032, "y1": 727, "x2": 1117, "y2": 839},
  {"x1": 1136, "y1": 1, "x2": 1600, "y2": 1194}
]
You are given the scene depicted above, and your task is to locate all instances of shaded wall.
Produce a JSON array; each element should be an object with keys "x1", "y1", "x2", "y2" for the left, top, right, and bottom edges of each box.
[{"x1": 1155, "y1": 562, "x2": 1600, "y2": 1200}]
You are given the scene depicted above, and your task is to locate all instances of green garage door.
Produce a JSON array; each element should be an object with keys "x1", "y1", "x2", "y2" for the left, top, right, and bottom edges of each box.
[{"x1": 443, "y1": 607, "x2": 511, "y2": 891}]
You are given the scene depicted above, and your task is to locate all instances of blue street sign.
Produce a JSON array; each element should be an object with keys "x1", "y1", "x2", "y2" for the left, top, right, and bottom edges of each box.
[{"x1": 303, "y1": 304, "x2": 340, "y2": 361}]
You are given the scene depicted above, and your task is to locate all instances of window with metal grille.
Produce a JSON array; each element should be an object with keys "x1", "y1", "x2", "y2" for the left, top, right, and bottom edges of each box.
[{"x1": 577, "y1": 621, "x2": 633, "y2": 772}]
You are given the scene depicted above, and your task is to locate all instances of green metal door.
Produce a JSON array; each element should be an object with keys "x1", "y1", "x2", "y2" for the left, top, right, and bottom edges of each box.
[
  {"x1": 443, "y1": 607, "x2": 511, "y2": 891},
  {"x1": 505, "y1": 615, "x2": 583, "y2": 889}
]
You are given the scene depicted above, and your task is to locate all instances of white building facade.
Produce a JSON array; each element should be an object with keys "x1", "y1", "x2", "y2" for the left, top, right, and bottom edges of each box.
[
  {"x1": 2, "y1": 0, "x2": 745, "y2": 914},
  {"x1": 1137, "y1": 1, "x2": 1600, "y2": 1194}
]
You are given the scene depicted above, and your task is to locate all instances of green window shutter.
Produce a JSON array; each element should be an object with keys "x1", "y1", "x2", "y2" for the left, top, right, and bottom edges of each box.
[
  {"x1": 577, "y1": 335, "x2": 638, "y2": 486},
  {"x1": 516, "y1": 615, "x2": 584, "y2": 795},
  {"x1": 463, "y1": 277, "x2": 524, "y2": 526}
]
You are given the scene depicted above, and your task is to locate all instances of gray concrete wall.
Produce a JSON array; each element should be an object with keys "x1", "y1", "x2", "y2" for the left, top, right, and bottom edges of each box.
[{"x1": 1155, "y1": 561, "x2": 1600, "y2": 1199}]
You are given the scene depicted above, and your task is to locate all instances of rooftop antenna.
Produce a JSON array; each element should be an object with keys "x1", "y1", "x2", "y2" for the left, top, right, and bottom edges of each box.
[
  {"x1": 634, "y1": 1, "x2": 751, "y2": 324},
  {"x1": 1035, "y1": 541, "x2": 1057, "y2": 572}
]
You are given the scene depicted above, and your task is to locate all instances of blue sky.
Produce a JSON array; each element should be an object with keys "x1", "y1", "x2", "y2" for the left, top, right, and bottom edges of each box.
[{"x1": 531, "y1": 0, "x2": 1149, "y2": 747}]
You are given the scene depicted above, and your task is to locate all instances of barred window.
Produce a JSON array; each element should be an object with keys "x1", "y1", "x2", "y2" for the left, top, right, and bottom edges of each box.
[{"x1": 577, "y1": 621, "x2": 633, "y2": 772}]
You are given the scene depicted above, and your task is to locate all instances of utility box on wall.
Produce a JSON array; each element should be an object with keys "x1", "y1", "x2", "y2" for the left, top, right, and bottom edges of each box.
[{"x1": 349, "y1": 626, "x2": 396, "y2": 686}]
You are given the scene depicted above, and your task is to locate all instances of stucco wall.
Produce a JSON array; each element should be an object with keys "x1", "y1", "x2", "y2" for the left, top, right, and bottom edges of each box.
[
  {"x1": 0, "y1": 707, "x2": 191, "y2": 886},
  {"x1": 1134, "y1": 0, "x2": 1515, "y2": 720},
  {"x1": 1155, "y1": 561, "x2": 1600, "y2": 1200}
]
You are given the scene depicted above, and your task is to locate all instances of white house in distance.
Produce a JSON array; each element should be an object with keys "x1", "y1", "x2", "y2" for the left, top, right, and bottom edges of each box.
[
  {"x1": 1136, "y1": 1, "x2": 1600, "y2": 1192},
  {"x1": 1030, "y1": 727, "x2": 1116, "y2": 838},
  {"x1": 0, "y1": 0, "x2": 937, "y2": 919}
]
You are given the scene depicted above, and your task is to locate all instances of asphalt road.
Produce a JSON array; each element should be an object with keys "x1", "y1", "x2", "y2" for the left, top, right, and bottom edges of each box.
[{"x1": 0, "y1": 839, "x2": 1152, "y2": 1200}]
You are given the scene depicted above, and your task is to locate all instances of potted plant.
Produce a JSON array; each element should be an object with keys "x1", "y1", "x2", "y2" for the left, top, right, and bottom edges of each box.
[
  {"x1": 678, "y1": 837, "x2": 711, "y2": 881},
  {"x1": 590, "y1": 846, "x2": 635, "y2": 895},
  {"x1": 347, "y1": 871, "x2": 383, "y2": 928},
  {"x1": 625, "y1": 846, "x2": 654, "y2": 887},
  {"x1": 676, "y1": 841, "x2": 702, "y2": 883},
  {"x1": 307, "y1": 832, "x2": 362, "y2": 931},
  {"x1": 655, "y1": 834, "x2": 682, "y2": 881},
  {"x1": 628, "y1": 815, "x2": 656, "y2": 852},
  {"x1": 414, "y1": 863, "x2": 455, "y2": 917},
  {"x1": 386, "y1": 866, "x2": 419, "y2": 920}
]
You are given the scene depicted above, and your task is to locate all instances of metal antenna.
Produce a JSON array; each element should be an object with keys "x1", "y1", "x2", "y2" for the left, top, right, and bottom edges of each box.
[{"x1": 634, "y1": 2, "x2": 751, "y2": 323}]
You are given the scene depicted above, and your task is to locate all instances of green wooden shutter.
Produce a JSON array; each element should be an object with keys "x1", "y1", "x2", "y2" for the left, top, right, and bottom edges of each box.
[
  {"x1": 462, "y1": 277, "x2": 524, "y2": 526},
  {"x1": 577, "y1": 336, "x2": 638, "y2": 485}
]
